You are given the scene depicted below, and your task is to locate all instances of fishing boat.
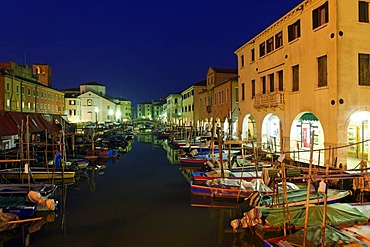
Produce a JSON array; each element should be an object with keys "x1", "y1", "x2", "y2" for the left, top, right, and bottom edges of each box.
[
  {"x1": 0, "y1": 184, "x2": 57, "y2": 197},
  {"x1": 65, "y1": 158, "x2": 89, "y2": 169},
  {"x1": 190, "y1": 178, "x2": 274, "y2": 200},
  {"x1": 86, "y1": 148, "x2": 112, "y2": 159},
  {"x1": 237, "y1": 203, "x2": 369, "y2": 242},
  {"x1": 180, "y1": 155, "x2": 229, "y2": 170},
  {"x1": 0, "y1": 167, "x2": 75, "y2": 181},
  {"x1": 0, "y1": 196, "x2": 36, "y2": 218},
  {"x1": 257, "y1": 186, "x2": 351, "y2": 208},
  {"x1": 191, "y1": 169, "x2": 261, "y2": 182},
  {"x1": 263, "y1": 225, "x2": 370, "y2": 246}
]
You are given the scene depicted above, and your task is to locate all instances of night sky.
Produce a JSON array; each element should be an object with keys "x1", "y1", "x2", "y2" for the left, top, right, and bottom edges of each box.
[{"x1": 2, "y1": 0, "x2": 302, "y2": 105}]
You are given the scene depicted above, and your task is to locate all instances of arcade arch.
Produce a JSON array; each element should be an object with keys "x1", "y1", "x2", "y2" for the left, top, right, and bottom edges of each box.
[
  {"x1": 261, "y1": 114, "x2": 281, "y2": 153},
  {"x1": 347, "y1": 111, "x2": 370, "y2": 169},
  {"x1": 241, "y1": 114, "x2": 256, "y2": 142},
  {"x1": 289, "y1": 112, "x2": 325, "y2": 165}
]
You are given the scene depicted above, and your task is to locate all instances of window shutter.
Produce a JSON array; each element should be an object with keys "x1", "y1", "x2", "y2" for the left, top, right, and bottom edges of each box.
[{"x1": 312, "y1": 8, "x2": 318, "y2": 29}]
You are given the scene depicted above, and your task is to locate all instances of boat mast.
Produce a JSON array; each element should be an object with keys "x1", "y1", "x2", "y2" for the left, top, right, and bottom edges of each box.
[{"x1": 303, "y1": 131, "x2": 315, "y2": 246}]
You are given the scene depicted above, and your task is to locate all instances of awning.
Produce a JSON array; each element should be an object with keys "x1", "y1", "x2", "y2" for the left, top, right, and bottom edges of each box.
[
  {"x1": 0, "y1": 112, "x2": 18, "y2": 136},
  {"x1": 8, "y1": 112, "x2": 51, "y2": 133},
  {"x1": 31, "y1": 114, "x2": 51, "y2": 132},
  {"x1": 41, "y1": 114, "x2": 68, "y2": 132},
  {"x1": 299, "y1": 113, "x2": 318, "y2": 121}
]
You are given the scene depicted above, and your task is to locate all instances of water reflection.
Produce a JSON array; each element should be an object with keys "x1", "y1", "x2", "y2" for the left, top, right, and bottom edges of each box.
[{"x1": 1, "y1": 137, "x2": 266, "y2": 247}]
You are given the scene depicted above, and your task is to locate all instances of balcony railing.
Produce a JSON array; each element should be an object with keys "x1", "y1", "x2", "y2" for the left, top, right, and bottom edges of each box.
[{"x1": 253, "y1": 91, "x2": 285, "y2": 110}]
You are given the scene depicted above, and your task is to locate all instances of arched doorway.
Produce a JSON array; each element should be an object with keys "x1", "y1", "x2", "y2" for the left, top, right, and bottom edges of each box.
[
  {"x1": 347, "y1": 111, "x2": 370, "y2": 169},
  {"x1": 241, "y1": 114, "x2": 256, "y2": 142},
  {"x1": 223, "y1": 118, "x2": 229, "y2": 140},
  {"x1": 261, "y1": 114, "x2": 280, "y2": 153},
  {"x1": 290, "y1": 112, "x2": 325, "y2": 165}
]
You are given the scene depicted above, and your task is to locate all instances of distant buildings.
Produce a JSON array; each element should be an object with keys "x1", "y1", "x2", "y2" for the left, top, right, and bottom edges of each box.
[{"x1": 64, "y1": 81, "x2": 132, "y2": 124}]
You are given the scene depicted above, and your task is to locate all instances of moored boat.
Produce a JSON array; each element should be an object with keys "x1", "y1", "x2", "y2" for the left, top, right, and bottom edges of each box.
[
  {"x1": 0, "y1": 184, "x2": 57, "y2": 197},
  {"x1": 0, "y1": 196, "x2": 36, "y2": 218},
  {"x1": 192, "y1": 169, "x2": 261, "y2": 182},
  {"x1": 190, "y1": 178, "x2": 274, "y2": 200},
  {"x1": 0, "y1": 167, "x2": 75, "y2": 181}
]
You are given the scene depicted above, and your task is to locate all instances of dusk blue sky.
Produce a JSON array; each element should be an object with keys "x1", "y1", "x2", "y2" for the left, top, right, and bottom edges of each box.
[{"x1": 2, "y1": 0, "x2": 302, "y2": 105}]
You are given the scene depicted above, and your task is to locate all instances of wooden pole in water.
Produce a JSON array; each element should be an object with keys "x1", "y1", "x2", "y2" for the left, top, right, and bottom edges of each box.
[
  {"x1": 321, "y1": 146, "x2": 330, "y2": 246},
  {"x1": 72, "y1": 132, "x2": 75, "y2": 158},
  {"x1": 217, "y1": 126, "x2": 224, "y2": 179},
  {"x1": 303, "y1": 131, "x2": 315, "y2": 247}
]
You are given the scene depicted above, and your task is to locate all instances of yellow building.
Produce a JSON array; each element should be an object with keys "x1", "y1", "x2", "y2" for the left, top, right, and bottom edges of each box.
[
  {"x1": 198, "y1": 67, "x2": 238, "y2": 134},
  {"x1": 235, "y1": 0, "x2": 370, "y2": 169},
  {"x1": 181, "y1": 80, "x2": 206, "y2": 129},
  {"x1": 0, "y1": 62, "x2": 64, "y2": 115}
]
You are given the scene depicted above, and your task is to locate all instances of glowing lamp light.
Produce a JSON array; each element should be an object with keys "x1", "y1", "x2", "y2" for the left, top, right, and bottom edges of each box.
[{"x1": 351, "y1": 111, "x2": 370, "y2": 124}]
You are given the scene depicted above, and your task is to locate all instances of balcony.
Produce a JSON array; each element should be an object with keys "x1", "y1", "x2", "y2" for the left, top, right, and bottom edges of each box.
[{"x1": 253, "y1": 91, "x2": 285, "y2": 110}]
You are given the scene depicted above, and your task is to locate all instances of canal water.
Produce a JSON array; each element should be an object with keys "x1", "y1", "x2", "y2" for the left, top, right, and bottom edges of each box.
[{"x1": 3, "y1": 137, "x2": 265, "y2": 247}]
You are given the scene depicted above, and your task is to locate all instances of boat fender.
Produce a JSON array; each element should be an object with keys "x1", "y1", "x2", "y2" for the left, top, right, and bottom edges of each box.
[
  {"x1": 27, "y1": 191, "x2": 56, "y2": 211},
  {"x1": 318, "y1": 180, "x2": 327, "y2": 194},
  {"x1": 24, "y1": 164, "x2": 29, "y2": 174}
]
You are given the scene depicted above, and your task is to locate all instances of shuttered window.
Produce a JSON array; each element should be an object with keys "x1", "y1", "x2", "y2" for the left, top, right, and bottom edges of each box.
[
  {"x1": 312, "y1": 1, "x2": 329, "y2": 29},
  {"x1": 359, "y1": 53, "x2": 370, "y2": 86},
  {"x1": 292, "y1": 65, "x2": 300, "y2": 91},
  {"x1": 318, "y1": 55, "x2": 328, "y2": 87},
  {"x1": 359, "y1": 1, "x2": 369, "y2": 23},
  {"x1": 288, "y1": 20, "x2": 301, "y2": 42}
]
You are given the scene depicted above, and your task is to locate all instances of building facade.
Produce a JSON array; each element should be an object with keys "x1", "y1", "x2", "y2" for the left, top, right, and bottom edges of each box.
[
  {"x1": 0, "y1": 62, "x2": 64, "y2": 115},
  {"x1": 137, "y1": 101, "x2": 153, "y2": 119},
  {"x1": 165, "y1": 93, "x2": 182, "y2": 125},
  {"x1": 181, "y1": 80, "x2": 207, "y2": 130},
  {"x1": 198, "y1": 67, "x2": 238, "y2": 135},
  {"x1": 64, "y1": 82, "x2": 132, "y2": 124},
  {"x1": 235, "y1": 0, "x2": 370, "y2": 169}
]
